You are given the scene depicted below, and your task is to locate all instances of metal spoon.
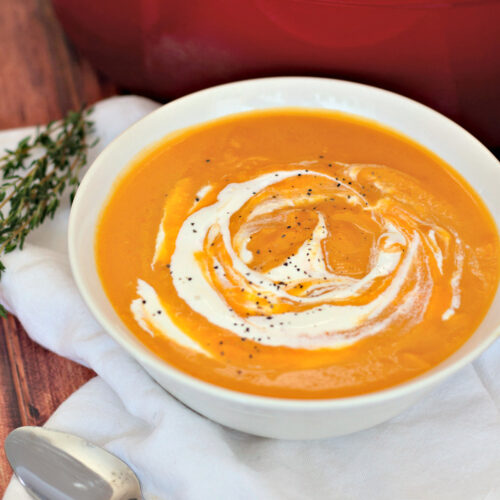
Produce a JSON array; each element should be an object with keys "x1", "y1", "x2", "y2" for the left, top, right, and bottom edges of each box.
[{"x1": 5, "y1": 426, "x2": 143, "y2": 500}]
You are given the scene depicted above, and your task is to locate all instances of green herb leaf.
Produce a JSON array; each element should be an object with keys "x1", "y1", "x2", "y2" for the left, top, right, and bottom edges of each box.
[{"x1": 0, "y1": 106, "x2": 96, "y2": 316}]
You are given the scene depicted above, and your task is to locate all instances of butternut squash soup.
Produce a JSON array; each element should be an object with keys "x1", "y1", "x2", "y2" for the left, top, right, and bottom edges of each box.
[{"x1": 96, "y1": 109, "x2": 500, "y2": 399}]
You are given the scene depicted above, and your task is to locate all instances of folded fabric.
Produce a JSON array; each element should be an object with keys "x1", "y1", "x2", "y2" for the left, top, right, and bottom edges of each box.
[{"x1": 2, "y1": 96, "x2": 500, "y2": 500}]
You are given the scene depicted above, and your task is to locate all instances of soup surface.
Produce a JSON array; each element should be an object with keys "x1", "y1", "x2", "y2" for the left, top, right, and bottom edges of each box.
[{"x1": 96, "y1": 109, "x2": 500, "y2": 398}]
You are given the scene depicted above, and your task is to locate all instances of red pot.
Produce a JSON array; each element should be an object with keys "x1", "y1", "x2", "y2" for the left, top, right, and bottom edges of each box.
[{"x1": 52, "y1": 0, "x2": 500, "y2": 146}]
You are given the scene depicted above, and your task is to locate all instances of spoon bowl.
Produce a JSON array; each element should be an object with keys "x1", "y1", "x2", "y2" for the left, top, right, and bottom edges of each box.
[{"x1": 5, "y1": 426, "x2": 142, "y2": 500}]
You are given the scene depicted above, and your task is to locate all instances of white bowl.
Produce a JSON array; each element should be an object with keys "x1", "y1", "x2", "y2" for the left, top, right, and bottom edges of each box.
[{"x1": 68, "y1": 77, "x2": 500, "y2": 440}]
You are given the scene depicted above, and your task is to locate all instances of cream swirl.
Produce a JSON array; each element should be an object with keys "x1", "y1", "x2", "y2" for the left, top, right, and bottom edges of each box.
[{"x1": 133, "y1": 163, "x2": 464, "y2": 351}]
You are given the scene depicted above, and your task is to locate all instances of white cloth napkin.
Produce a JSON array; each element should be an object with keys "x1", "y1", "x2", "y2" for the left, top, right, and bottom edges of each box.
[{"x1": 2, "y1": 96, "x2": 500, "y2": 500}]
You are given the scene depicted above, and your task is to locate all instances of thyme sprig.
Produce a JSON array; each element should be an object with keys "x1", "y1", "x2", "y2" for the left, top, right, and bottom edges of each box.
[{"x1": 0, "y1": 107, "x2": 96, "y2": 317}]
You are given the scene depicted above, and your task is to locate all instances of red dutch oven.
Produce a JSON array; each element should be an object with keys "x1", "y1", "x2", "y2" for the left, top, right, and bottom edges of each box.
[{"x1": 52, "y1": 0, "x2": 500, "y2": 147}]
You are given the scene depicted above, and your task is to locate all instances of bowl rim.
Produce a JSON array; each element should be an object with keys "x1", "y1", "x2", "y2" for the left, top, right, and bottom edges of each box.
[{"x1": 68, "y1": 75, "x2": 500, "y2": 410}]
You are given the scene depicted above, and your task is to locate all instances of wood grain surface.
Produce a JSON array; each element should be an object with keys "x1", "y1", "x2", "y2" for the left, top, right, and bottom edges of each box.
[{"x1": 0, "y1": 0, "x2": 117, "y2": 494}]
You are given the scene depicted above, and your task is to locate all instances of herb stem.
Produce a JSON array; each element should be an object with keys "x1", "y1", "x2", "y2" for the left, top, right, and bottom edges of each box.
[{"x1": 0, "y1": 107, "x2": 96, "y2": 317}]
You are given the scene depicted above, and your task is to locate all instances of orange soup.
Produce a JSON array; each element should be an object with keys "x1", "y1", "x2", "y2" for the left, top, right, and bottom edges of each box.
[{"x1": 96, "y1": 109, "x2": 500, "y2": 399}]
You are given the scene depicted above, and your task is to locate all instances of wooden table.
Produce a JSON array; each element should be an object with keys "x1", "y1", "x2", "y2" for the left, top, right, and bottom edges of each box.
[{"x1": 0, "y1": 0, "x2": 117, "y2": 494}]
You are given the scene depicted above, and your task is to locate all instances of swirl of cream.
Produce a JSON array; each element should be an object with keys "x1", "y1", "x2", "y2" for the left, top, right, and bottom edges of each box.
[{"x1": 133, "y1": 165, "x2": 464, "y2": 351}]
